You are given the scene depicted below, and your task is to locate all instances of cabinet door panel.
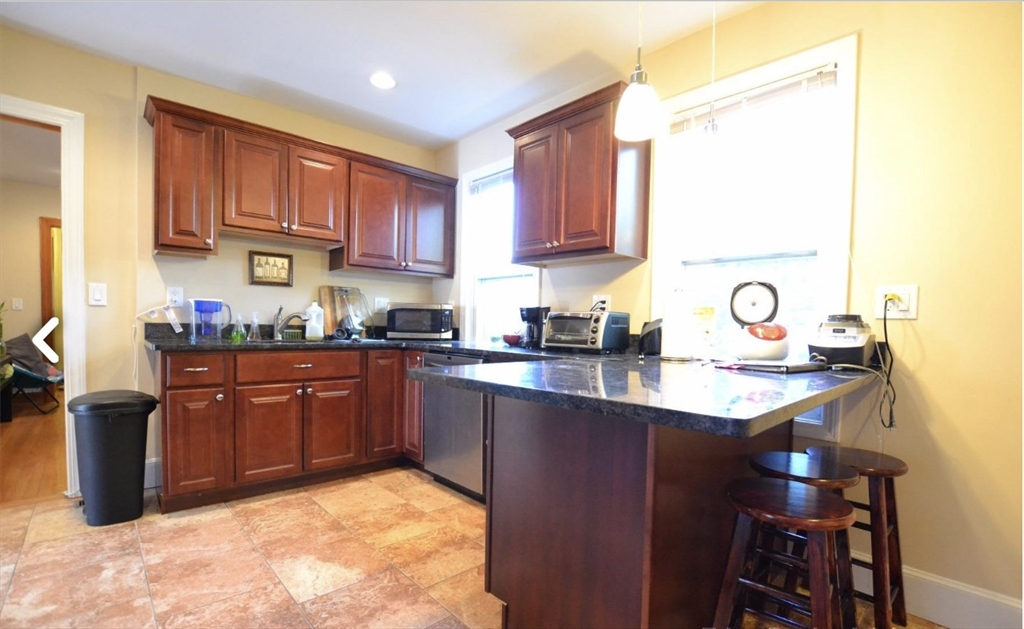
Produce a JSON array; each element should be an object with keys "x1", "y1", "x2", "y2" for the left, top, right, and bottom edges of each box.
[
  {"x1": 406, "y1": 178, "x2": 454, "y2": 276},
  {"x1": 155, "y1": 114, "x2": 218, "y2": 252},
  {"x1": 164, "y1": 387, "x2": 232, "y2": 495},
  {"x1": 289, "y1": 147, "x2": 348, "y2": 243},
  {"x1": 236, "y1": 383, "x2": 304, "y2": 483},
  {"x1": 224, "y1": 131, "x2": 288, "y2": 233},
  {"x1": 348, "y1": 162, "x2": 405, "y2": 270},
  {"x1": 403, "y1": 351, "x2": 424, "y2": 463},
  {"x1": 512, "y1": 126, "x2": 558, "y2": 261},
  {"x1": 557, "y1": 103, "x2": 614, "y2": 253},
  {"x1": 366, "y1": 350, "x2": 403, "y2": 459},
  {"x1": 304, "y1": 379, "x2": 364, "y2": 471}
]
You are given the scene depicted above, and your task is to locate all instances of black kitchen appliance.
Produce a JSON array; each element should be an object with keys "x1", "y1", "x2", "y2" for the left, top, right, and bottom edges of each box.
[
  {"x1": 519, "y1": 306, "x2": 550, "y2": 349},
  {"x1": 638, "y1": 319, "x2": 662, "y2": 358}
]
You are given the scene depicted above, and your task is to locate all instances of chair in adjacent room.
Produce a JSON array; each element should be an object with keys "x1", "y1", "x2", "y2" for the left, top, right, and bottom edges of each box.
[{"x1": 4, "y1": 333, "x2": 64, "y2": 414}]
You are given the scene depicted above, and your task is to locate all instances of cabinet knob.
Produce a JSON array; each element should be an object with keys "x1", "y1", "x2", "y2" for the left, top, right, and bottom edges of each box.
[
  {"x1": 296, "y1": 389, "x2": 303, "y2": 396},
  {"x1": 291, "y1": 224, "x2": 298, "y2": 230},
  {"x1": 552, "y1": 240, "x2": 560, "y2": 247},
  {"x1": 215, "y1": 393, "x2": 224, "y2": 401},
  {"x1": 545, "y1": 242, "x2": 553, "y2": 248},
  {"x1": 400, "y1": 261, "x2": 408, "y2": 267},
  {"x1": 281, "y1": 222, "x2": 288, "y2": 230},
  {"x1": 306, "y1": 387, "x2": 313, "y2": 394},
  {"x1": 204, "y1": 238, "x2": 213, "y2": 246}
]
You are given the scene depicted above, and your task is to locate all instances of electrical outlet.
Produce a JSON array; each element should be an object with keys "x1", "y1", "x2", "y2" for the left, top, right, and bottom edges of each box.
[
  {"x1": 374, "y1": 297, "x2": 389, "y2": 313},
  {"x1": 167, "y1": 287, "x2": 184, "y2": 308},
  {"x1": 11, "y1": 298, "x2": 23, "y2": 311},
  {"x1": 592, "y1": 294, "x2": 611, "y2": 311},
  {"x1": 874, "y1": 285, "x2": 918, "y2": 320}
]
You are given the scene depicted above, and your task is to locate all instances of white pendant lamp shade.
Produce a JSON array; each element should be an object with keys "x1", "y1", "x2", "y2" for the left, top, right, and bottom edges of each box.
[{"x1": 614, "y1": 68, "x2": 667, "y2": 142}]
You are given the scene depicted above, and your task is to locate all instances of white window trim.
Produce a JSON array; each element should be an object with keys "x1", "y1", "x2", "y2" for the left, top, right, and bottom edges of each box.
[{"x1": 651, "y1": 34, "x2": 859, "y2": 441}]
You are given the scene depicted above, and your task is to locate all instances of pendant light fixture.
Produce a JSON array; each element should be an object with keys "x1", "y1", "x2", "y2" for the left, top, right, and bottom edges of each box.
[
  {"x1": 704, "y1": 2, "x2": 719, "y2": 134},
  {"x1": 614, "y1": 2, "x2": 668, "y2": 142}
]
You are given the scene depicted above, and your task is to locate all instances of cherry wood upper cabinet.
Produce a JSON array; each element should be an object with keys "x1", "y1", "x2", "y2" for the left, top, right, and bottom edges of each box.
[
  {"x1": 145, "y1": 96, "x2": 451, "y2": 258},
  {"x1": 147, "y1": 109, "x2": 219, "y2": 255},
  {"x1": 506, "y1": 82, "x2": 651, "y2": 265},
  {"x1": 345, "y1": 163, "x2": 455, "y2": 277}
]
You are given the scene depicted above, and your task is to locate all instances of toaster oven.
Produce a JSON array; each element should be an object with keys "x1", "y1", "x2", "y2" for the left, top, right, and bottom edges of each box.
[{"x1": 542, "y1": 311, "x2": 630, "y2": 353}]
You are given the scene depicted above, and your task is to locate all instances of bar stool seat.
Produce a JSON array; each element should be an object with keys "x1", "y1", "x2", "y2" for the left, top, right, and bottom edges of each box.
[
  {"x1": 750, "y1": 451, "x2": 861, "y2": 491},
  {"x1": 714, "y1": 477, "x2": 856, "y2": 629},
  {"x1": 807, "y1": 446, "x2": 909, "y2": 629}
]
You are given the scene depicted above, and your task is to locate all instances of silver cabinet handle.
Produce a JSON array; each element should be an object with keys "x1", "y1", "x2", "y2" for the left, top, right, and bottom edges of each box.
[
  {"x1": 296, "y1": 389, "x2": 303, "y2": 396},
  {"x1": 215, "y1": 393, "x2": 224, "y2": 401},
  {"x1": 183, "y1": 367, "x2": 209, "y2": 372},
  {"x1": 306, "y1": 387, "x2": 313, "y2": 394},
  {"x1": 294, "y1": 363, "x2": 313, "y2": 368},
  {"x1": 204, "y1": 238, "x2": 213, "y2": 245}
]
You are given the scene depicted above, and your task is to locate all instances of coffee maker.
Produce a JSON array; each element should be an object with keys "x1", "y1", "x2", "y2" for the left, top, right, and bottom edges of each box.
[{"x1": 519, "y1": 306, "x2": 550, "y2": 349}]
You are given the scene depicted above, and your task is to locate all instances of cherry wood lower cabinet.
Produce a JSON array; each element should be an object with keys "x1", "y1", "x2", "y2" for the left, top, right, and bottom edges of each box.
[
  {"x1": 235, "y1": 382, "x2": 305, "y2": 484},
  {"x1": 303, "y1": 378, "x2": 364, "y2": 470},
  {"x1": 163, "y1": 386, "x2": 232, "y2": 495},
  {"x1": 402, "y1": 351, "x2": 424, "y2": 463},
  {"x1": 485, "y1": 396, "x2": 792, "y2": 629},
  {"x1": 366, "y1": 350, "x2": 404, "y2": 459}
]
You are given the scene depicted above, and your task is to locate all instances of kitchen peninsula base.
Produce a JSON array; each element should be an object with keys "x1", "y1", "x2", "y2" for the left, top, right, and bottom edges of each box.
[{"x1": 485, "y1": 396, "x2": 791, "y2": 629}]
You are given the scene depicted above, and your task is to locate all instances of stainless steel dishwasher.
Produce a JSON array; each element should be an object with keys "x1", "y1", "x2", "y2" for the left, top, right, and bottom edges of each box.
[{"x1": 422, "y1": 352, "x2": 486, "y2": 498}]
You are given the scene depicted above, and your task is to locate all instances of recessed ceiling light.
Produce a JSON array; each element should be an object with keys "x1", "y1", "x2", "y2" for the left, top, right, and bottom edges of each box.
[{"x1": 370, "y1": 71, "x2": 396, "y2": 90}]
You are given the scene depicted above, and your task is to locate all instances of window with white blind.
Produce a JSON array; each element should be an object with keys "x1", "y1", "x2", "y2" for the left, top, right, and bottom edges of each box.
[
  {"x1": 461, "y1": 165, "x2": 540, "y2": 344},
  {"x1": 651, "y1": 35, "x2": 858, "y2": 440}
]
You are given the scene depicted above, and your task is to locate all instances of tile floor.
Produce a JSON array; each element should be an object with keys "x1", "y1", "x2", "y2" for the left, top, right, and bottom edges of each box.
[{"x1": 0, "y1": 466, "x2": 497, "y2": 629}]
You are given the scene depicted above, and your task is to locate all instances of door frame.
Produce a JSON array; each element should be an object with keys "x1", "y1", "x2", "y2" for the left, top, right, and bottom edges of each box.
[{"x1": 1, "y1": 94, "x2": 86, "y2": 498}]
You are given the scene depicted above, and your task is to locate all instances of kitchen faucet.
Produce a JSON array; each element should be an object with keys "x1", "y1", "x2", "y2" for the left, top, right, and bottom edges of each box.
[{"x1": 274, "y1": 305, "x2": 309, "y2": 340}]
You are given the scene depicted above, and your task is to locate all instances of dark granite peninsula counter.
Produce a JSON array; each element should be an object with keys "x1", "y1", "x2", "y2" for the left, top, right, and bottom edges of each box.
[{"x1": 406, "y1": 358, "x2": 873, "y2": 629}]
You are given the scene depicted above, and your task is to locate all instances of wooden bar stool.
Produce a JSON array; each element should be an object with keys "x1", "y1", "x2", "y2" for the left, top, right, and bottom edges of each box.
[
  {"x1": 714, "y1": 477, "x2": 856, "y2": 629},
  {"x1": 807, "y1": 446, "x2": 909, "y2": 629},
  {"x1": 748, "y1": 451, "x2": 860, "y2": 628}
]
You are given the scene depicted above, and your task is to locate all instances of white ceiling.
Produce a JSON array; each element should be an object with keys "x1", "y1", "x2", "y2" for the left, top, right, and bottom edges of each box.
[{"x1": 0, "y1": 1, "x2": 756, "y2": 185}]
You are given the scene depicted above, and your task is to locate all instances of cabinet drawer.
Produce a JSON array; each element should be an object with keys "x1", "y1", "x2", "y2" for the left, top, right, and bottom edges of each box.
[
  {"x1": 165, "y1": 353, "x2": 227, "y2": 388},
  {"x1": 235, "y1": 350, "x2": 361, "y2": 384}
]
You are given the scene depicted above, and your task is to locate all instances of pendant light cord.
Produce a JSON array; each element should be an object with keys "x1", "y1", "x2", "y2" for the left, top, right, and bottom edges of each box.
[{"x1": 636, "y1": 2, "x2": 644, "y2": 68}]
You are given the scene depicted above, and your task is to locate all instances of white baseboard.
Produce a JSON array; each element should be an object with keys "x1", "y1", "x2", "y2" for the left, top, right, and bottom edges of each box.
[
  {"x1": 851, "y1": 550, "x2": 1022, "y2": 628},
  {"x1": 144, "y1": 457, "x2": 161, "y2": 490}
]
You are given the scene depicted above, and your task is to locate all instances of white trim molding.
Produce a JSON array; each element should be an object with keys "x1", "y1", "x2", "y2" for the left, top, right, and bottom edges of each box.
[
  {"x1": 0, "y1": 94, "x2": 87, "y2": 498},
  {"x1": 851, "y1": 551, "x2": 1023, "y2": 628}
]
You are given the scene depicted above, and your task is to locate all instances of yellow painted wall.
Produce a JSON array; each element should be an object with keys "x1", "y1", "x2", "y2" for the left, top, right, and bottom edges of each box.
[
  {"x1": 641, "y1": 0, "x2": 1022, "y2": 599},
  {"x1": 0, "y1": 179, "x2": 61, "y2": 341}
]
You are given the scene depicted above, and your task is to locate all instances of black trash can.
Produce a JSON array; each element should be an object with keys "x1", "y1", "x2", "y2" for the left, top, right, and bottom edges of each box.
[{"x1": 68, "y1": 390, "x2": 158, "y2": 526}]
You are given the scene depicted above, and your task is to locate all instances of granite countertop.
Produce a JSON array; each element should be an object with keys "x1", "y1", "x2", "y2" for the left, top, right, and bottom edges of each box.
[{"x1": 406, "y1": 358, "x2": 874, "y2": 438}]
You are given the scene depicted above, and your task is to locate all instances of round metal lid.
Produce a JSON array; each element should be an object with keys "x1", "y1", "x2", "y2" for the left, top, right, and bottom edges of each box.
[{"x1": 730, "y1": 281, "x2": 779, "y2": 327}]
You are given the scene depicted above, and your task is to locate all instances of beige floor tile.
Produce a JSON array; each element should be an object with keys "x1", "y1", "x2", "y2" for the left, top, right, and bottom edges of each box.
[
  {"x1": 394, "y1": 482, "x2": 466, "y2": 513},
  {"x1": 302, "y1": 567, "x2": 449, "y2": 629},
  {"x1": 146, "y1": 544, "x2": 279, "y2": 620},
  {"x1": 306, "y1": 478, "x2": 407, "y2": 520},
  {"x1": 22, "y1": 498, "x2": 96, "y2": 545},
  {"x1": 0, "y1": 554, "x2": 151, "y2": 628},
  {"x1": 427, "y1": 501, "x2": 486, "y2": 541},
  {"x1": 139, "y1": 510, "x2": 252, "y2": 569},
  {"x1": 426, "y1": 615, "x2": 471, "y2": 629},
  {"x1": 231, "y1": 491, "x2": 351, "y2": 549},
  {"x1": 379, "y1": 526, "x2": 486, "y2": 588},
  {"x1": 363, "y1": 467, "x2": 433, "y2": 492},
  {"x1": 343, "y1": 502, "x2": 448, "y2": 548},
  {"x1": 427, "y1": 565, "x2": 501, "y2": 629},
  {"x1": 15, "y1": 524, "x2": 139, "y2": 582},
  {"x1": 0, "y1": 563, "x2": 14, "y2": 602},
  {"x1": 0, "y1": 503, "x2": 36, "y2": 531},
  {"x1": 0, "y1": 512, "x2": 30, "y2": 566},
  {"x1": 135, "y1": 501, "x2": 232, "y2": 534},
  {"x1": 260, "y1": 534, "x2": 390, "y2": 603},
  {"x1": 160, "y1": 582, "x2": 310, "y2": 629}
]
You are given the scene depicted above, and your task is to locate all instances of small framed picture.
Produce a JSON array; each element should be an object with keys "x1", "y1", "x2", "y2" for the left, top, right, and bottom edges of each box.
[{"x1": 249, "y1": 251, "x2": 293, "y2": 287}]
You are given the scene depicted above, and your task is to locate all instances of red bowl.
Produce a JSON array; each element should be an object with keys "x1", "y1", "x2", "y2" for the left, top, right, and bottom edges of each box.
[{"x1": 502, "y1": 334, "x2": 522, "y2": 346}]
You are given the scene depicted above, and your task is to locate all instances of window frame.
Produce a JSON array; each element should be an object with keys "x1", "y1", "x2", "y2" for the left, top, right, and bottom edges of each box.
[{"x1": 650, "y1": 34, "x2": 859, "y2": 441}]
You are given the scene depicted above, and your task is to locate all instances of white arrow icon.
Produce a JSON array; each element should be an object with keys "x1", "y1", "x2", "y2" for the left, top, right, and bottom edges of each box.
[{"x1": 33, "y1": 317, "x2": 60, "y2": 363}]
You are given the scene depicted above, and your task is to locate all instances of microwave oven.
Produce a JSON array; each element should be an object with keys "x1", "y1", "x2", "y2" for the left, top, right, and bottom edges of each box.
[
  {"x1": 386, "y1": 303, "x2": 453, "y2": 339},
  {"x1": 542, "y1": 311, "x2": 630, "y2": 353}
]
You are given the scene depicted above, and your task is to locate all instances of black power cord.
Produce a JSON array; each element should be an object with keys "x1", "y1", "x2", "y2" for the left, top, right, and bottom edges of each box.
[{"x1": 879, "y1": 297, "x2": 898, "y2": 429}]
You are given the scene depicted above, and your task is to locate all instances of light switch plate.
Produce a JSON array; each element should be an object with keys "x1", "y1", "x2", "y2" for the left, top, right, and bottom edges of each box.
[
  {"x1": 374, "y1": 297, "x2": 389, "y2": 313},
  {"x1": 11, "y1": 298, "x2": 23, "y2": 311},
  {"x1": 88, "y1": 282, "x2": 107, "y2": 306}
]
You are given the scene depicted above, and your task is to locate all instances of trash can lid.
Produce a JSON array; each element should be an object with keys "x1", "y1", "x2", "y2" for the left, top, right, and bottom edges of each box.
[{"x1": 67, "y1": 390, "x2": 159, "y2": 415}]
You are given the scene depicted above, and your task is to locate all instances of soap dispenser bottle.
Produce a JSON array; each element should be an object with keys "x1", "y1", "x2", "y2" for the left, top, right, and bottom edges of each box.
[
  {"x1": 305, "y1": 301, "x2": 324, "y2": 341},
  {"x1": 247, "y1": 312, "x2": 262, "y2": 342}
]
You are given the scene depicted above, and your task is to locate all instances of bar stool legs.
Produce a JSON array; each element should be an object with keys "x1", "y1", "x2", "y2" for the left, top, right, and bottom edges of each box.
[
  {"x1": 714, "y1": 477, "x2": 856, "y2": 629},
  {"x1": 807, "y1": 446, "x2": 909, "y2": 629}
]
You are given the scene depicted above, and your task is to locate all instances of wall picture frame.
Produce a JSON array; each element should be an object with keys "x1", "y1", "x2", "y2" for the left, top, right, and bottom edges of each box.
[{"x1": 249, "y1": 251, "x2": 293, "y2": 287}]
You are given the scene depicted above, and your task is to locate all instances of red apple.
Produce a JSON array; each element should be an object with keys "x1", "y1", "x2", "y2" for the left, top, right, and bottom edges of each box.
[{"x1": 747, "y1": 322, "x2": 788, "y2": 341}]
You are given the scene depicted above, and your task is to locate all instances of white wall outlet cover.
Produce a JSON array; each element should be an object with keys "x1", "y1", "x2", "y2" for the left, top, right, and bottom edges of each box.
[
  {"x1": 874, "y1": 284, "x2": 918, "y2": 320},
  {"x1": 11, "y1": 298, "x2": 23, "y2": 311},
  {"x1": 166, "y1": 287, "x2": 184, "y2": 308},
  {"x1": 88, "y1": 282, "x2": 107, "y2": 306},
  {"x1": 374, "y1": 297, "x2": 389, "y2": 313},
  {"x1": 592, "y1": 294, "x2": 611, "y2": 311}
]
